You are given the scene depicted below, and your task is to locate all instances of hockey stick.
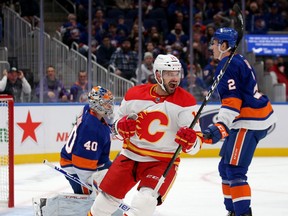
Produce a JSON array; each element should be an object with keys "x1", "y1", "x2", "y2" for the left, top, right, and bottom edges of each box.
[
  {"x1": 43, "y1": 160, "x2": 131, "y2": 212},
  {"x1": 43, "y1": 159, "x2": 93, "y2": 190},
  {"x1": 153, "y1": 4, "x2": 244, "y2": 195}
]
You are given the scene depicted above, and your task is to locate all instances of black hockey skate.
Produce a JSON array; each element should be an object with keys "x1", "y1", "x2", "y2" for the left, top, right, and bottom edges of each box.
[
  {"x1": 241, "y1": 208, "x2": 252, "y2": 216},
  {"x1": 227, "y1": 208, "x2": 252, "y2": 216}
]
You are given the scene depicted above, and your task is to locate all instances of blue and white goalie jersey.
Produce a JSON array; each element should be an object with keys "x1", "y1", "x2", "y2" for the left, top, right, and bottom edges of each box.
[{"x1": 60, "y1": 104, "x2": 111, "y2": 185}]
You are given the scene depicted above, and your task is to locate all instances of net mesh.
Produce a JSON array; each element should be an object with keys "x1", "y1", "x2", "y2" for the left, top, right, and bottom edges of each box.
[{"x1": 0, "y1": 100, "x2": 9, "y2": 205}]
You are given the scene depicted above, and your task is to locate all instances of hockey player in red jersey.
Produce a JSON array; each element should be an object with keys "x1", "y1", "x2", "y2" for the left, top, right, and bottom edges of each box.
[
  {"x1": 88, "y1": 54, "x2": 203, "y2": 216},
  {"x1": 60, "y1": 86, "x2": 114, "y2": 195},
  {"x1": 202, "y1": 28, "x2": 277, "y2": 216}
]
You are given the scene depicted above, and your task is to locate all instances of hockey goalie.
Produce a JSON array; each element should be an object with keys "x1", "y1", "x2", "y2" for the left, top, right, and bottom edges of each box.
[{"x1": 33, "y1": 86, "x2": 123, "y2": 216}]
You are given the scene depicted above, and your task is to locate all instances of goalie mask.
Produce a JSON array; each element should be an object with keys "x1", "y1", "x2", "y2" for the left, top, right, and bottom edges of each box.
[
  {"x1": 88, "y1": 86, "x2": 114, "y2": 116},
  {"x1": 153, "y1": 54, "x2": 182, "y2": 92}
]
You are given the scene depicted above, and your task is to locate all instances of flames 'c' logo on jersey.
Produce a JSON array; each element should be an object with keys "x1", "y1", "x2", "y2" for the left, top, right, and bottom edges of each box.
[{"x1": 136, "y1": 110, "x2": 169, "y2": 142}]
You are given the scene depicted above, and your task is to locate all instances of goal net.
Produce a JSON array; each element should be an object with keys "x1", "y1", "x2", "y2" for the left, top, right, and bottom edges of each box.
[{"x1": 0, "y1": 95, "x2": 14, "y2": 208}]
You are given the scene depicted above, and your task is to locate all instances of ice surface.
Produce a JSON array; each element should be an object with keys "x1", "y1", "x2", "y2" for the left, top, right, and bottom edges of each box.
[{"x1": 0, "y1": 157, "x2": 288, "y2": 216}]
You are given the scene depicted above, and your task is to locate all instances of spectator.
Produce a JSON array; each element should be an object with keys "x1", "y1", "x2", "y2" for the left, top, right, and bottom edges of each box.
[
  {"x1": 255, "y1": 0, "x2": 270, "y2": 14},
  {"x1": 203, "y1": 1, "x2": 217, "y2": 24},
  {"x1": 109, "y1": 38, "x2": 138, "y2": 80},
  {"x1": 187, "y1": 71, "x2": 208, "y2": 101},
  {"x1": 267, "y1": 3, "x2": 286, "y2": 31},
  {"x1": 75, "y1": 0, "x2": 89, "y2": 25},
  {"x1": 79, "y1": 39, "x2": 99, "y2": 58},
  {"x1": 116, "y1": 15, "x2": 130, "y2": 36},
  {"x1": 205, "y1": 24, "x2": 216, "y2": 44},
  {"x1": 246, "y1": 1, "x2": 268, "y2": 34},
  {"x1": 93, "y1": 8, "x2": 109, "y2": 40},
  {"x1": 70, "y1": 71, "x2": 89, "y2": 103},
  {"x1": 0, "y1": 67, "x2": 31, "y2": 102},
  {"x1": 145, "y1": 41, "x2": 160, "y2": 59},
  {"x1": 115, "y1": 0, "x2": 134, "y2": 10},
  {"x1": 203, "y1": 57, "x2": 217, "y2": 87},
  {"x1": 264, "y1": 58, "x2": 278, "y2": 85},
  {"x1": 202, "y1": 58, "x2": 219, "y2": 101},
  {"x1": 128, "y1": 23, "x2": 145, "y2": 51},
  {"x1": 270, "y1": 56, "x2": 288, "y2": 100},
  {"x1": 192, "y1": 31, "x2": 209, "y2": 68},
  {"x1": 172, "y1": 49, "x2": 188, "y2": 79},
  {"x1": 136, "y1": 52, "x2": 155, "y2": 84},
  {"x1": 96, "y1": 35, "x2": 116, "y2": 69},
  {"x1": 19, "y1": 0, "x2": 39, "y2": 27},
  {"x1": 167, "y1": 0, "x2": 189, "y2": 29},
  {"x1": 107, "y1": 22, "x2": 124, "y2": 48},
  {"x1": 60, "y1": 13, "x2": 86, "y2": 48},
  {"x1": 182, "y1": 63, "x2": 208, "y2": 100},
  {"x1": 165, "y1": 22, "x2": 189, "y2": 47},
  {"x1": 173, "y1": 11, "x2": 189, "y2": 34},
  {"x1": 145, "y1": 25, "x2": 164, "y2": 51},
  {"x1": 212, "y1": 12, "x2": 231, "y2": 30},
  {"x1": 35, "y1": 66, "x2": 69, "y2": 103}
]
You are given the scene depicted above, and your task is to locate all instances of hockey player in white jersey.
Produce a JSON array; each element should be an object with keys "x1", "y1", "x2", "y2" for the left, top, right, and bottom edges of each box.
[{"x1": 88, "y1": 54, "x2": 203, "y2": 216}]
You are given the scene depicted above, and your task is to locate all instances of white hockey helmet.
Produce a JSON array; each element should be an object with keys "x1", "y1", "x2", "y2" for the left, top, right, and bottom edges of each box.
[
  {"x1": 153, "y1": 54, "x2": 182, "y2": 92},
  {"x1": 88, "y1": 86, "x2": 114, "y2": 116}
]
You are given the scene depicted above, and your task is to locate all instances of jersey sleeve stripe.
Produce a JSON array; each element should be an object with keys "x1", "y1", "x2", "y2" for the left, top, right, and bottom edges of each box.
[
  {"x1": 236, "y1": 101, "x2": 274, "y2": 119},
  {"x1": 221, "y1": 97, "x2": 242, "y2": 111},
  {"x1": 72, "y1": 154, "x2": 98, "y2": 170},
  {"x1": 60, "y1": 157, "x2": 72, "y2": 167}
]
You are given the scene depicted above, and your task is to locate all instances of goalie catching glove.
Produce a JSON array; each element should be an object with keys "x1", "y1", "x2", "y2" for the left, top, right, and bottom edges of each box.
[
  {"x1": 202, "y1": 122, "x2": 229, "y2": 144},
  {"x1": 114, "y1": 114, "x2": 137, "y2": 140},
  {"x1": 175, "y1": 126, "x2": 197, "y2": 153}
]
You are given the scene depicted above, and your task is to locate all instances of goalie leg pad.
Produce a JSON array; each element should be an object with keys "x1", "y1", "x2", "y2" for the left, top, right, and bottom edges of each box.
[
  {"x1": 34, "y1": 193, "x2": 94, "y2": 216},
  {"x1": 90, "y1": 192, "x2": 122, "y2": 216},
  {"x1": 89, "y1": 169, "x2": 109, "y2": 194},
  {"x1": 124, "y1": 187, "x2": 157, "y2": 216}
]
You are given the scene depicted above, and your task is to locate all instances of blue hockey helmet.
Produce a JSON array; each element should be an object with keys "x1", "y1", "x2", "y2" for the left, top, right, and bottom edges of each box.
[
  {"x1": 213, "y1": 27, "x2": 238, "y2": 49},
  {"x1": 88, "y1": 86, "x2": 114, "y2": 116}
]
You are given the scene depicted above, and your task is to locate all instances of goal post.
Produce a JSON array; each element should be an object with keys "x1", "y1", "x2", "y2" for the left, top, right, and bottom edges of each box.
[{"x1": 0, "y1": 95, "x2": 14, "y2": 208}]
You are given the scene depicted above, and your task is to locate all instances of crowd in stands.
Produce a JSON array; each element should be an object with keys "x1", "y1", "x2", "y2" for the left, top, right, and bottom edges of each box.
[
  {"x1": 1, "y1": 0, "x2": 288, "y2": 102},
  {"x1": 58, "y1": 0, "x2": 287, "y2": 101},
  {"x1": 264, "y1": 55, "x2": 288, "y2": 101},
  {"x1": 0, "y1": 65, "x2": 89, "y2": 103}
]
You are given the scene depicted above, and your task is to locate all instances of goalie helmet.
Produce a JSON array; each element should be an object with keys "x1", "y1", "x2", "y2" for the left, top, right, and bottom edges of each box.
[
  {"x1": 213, "y1": 27, "x2": 238, "y2": 49},
  {"x1": 88, "y1": 86, "x2": 114, "y2": 116},
  {"x1": 153, "y1": 54, "x2": 181, "y2": 92}
]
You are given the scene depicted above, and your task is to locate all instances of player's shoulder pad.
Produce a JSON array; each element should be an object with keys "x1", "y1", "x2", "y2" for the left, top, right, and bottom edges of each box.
[
  {"x1": 84, "y1": 104, "x2": 90, "y2": 111},
  {"x1": 124, "y1": 84, "x2": 154, "y2": 101},
  {"x1": 166, "y1": 87, "x2": 197, "y2": 107}
]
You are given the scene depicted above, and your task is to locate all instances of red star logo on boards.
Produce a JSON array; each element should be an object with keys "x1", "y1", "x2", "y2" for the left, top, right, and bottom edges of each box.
[{"x1": 17, "y1": 111, "x2": 42, "y2": 143}]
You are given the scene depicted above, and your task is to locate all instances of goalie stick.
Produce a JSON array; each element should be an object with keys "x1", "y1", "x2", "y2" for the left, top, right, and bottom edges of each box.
[
  {"x1": 43, "y1": 160, "x2": 131, "y2": 212},
  {"x1": 153, "y1": 4, "x2": 244, "y2": 196}
]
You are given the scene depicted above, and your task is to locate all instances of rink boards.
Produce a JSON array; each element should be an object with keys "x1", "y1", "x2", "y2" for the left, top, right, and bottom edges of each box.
[{"x1": 10, "y1": 103, "x2": 288, "y2": 164}]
